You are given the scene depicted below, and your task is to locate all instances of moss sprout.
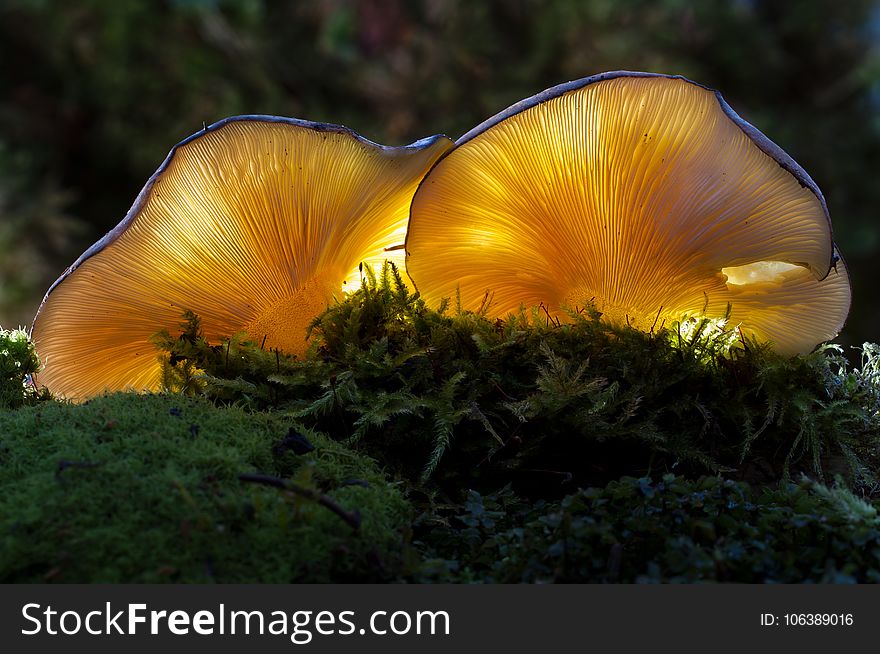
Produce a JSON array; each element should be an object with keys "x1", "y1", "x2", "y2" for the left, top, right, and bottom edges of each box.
[{"x1": 0, "y1": 326, "x2": 43, "y2": 408}]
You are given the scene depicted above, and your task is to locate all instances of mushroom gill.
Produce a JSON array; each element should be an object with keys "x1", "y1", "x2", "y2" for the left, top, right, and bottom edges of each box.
[
  {"x1": 32, "y1": 116, "x2": 453, "y2": 400},
  {"x1": 406, "y1": 72, "x2": 850, "y2": 354}
]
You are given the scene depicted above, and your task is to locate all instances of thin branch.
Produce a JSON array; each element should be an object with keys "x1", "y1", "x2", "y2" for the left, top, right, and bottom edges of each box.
[
  {"x1": 56, "y1": 460, "x2": 102, "y2": 479},
  {"x1": 238, "y1": 473, "x2": 362, "y2": 530}
]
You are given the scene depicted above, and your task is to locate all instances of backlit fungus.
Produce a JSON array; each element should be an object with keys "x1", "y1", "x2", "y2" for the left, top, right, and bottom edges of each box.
[
  {"x1": 32, "y1": 116, "x2": 453, "y2": 400},
  {"x1": 406, "y1": 71, "x2": 850, "y2": 355}
]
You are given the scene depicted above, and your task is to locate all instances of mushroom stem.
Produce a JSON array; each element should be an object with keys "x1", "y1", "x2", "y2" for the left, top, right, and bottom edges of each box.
[{"x1": 243, "y1": 270, "x2": 342, "y2": 356}]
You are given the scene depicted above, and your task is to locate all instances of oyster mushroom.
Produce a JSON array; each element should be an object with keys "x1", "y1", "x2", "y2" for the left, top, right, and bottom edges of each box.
[
  {"x1": 32, "y1": 116, "x2": 453, "y2": 400},
  {"x1": 406, "y1": 71, "x2": 850, "y2": 354}
]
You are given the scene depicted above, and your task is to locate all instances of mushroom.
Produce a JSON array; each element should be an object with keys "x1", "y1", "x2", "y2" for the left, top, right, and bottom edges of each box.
[
  {"x1": 32, "y1": 116, "x2": 453, "y2": 400},
  {"x1": 406, "y1": 71, "x2": 850, "y2": 354}
]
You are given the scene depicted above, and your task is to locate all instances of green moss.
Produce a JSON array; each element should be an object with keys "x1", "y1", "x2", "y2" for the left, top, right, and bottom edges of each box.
[
  {"x1": 5, "y1": 265, "x2": 880, "y2": 582},
  {"x1": 0, "y1": 327, "x2": 45, "y2": 409},
  {"x1": 153, "y1": 264, "x2": 880, "y2": 497},
  {"x1": 413, "y1": 476, "x2": 880, "y2": 583},
  {"x1": 0, "y1": 393, "x2": 410, "y2": 582}
]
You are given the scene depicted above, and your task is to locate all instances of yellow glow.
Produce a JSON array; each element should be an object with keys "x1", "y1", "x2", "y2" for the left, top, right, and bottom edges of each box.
[
  {"x1": 32, "y1": 121, "x2": 453, "y2": 400},
  {"x1": 672, "y1": 315, "x2": 741, "y2": 354},
  {"x1": 407, "y1": 75, "x2": 849, "y2": 354},
  {"x1": 722, "y1": 261, "x2": 802, "y2": 285}
]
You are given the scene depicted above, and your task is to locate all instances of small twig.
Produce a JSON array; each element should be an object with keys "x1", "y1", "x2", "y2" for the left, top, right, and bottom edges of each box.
[
  {"x1": 518, "y1": 468, "x2": 574, "y2": 484},
  {"x1": 650, "y1": 305, "x2": 663, "y2": 334},
  {"x1": 491, "y1": 380, "x2": 516, "y2": 401},
  {"x1": 539, "y1": 302, "x2": 554, "y2": 327},
  {"x1": 340, "y1": 479, "x2": 370, "y2": 488},
  {"x1": 477, "y1": 289, "x2": 491, "y2": 315},
  {"x1": 56, "y1": 460, "x2": 102, "y2": 479},
  {"x1": 238, "y1": 473, "x2": 361, "y2": 530},
  {"x1": 738, "y1": 326, "x2": 750, "y2": 352}
]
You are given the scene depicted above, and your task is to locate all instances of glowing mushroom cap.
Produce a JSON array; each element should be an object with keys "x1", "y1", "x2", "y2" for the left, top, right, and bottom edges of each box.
[
  {"x1": 406, "y1": 71, "x2": 850, "y2": 354},
  {"x1": 32, "y1": 116, "x2": 453, "y2": 400}
]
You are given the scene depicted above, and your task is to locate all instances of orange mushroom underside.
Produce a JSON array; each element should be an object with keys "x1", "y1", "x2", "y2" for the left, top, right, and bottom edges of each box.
[
  {"x1": 406, "y1": 73, "x2": 850, "y2": 355},
  {"x1": 32, "y1": 118, "x2": 452, "y2": 400}
]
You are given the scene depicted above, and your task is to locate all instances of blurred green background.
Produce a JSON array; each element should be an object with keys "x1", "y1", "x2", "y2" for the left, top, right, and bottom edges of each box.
[{"x1": 1, "y1": 0, "x2": 878, "y2": 350}]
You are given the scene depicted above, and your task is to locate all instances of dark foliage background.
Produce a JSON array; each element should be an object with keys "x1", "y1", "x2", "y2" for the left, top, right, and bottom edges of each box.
[{"x1": 1, "y1": 0, "x2": 878, "y2": 350}]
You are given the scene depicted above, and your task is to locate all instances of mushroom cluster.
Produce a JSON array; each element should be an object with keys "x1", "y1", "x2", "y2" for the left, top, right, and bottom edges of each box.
[
  {"x1": 407, "y1": 72, "x2": 850, "y2": 355},
  {"x1": 32, "y1": 72, "x2": 851, "y2": 401}
]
